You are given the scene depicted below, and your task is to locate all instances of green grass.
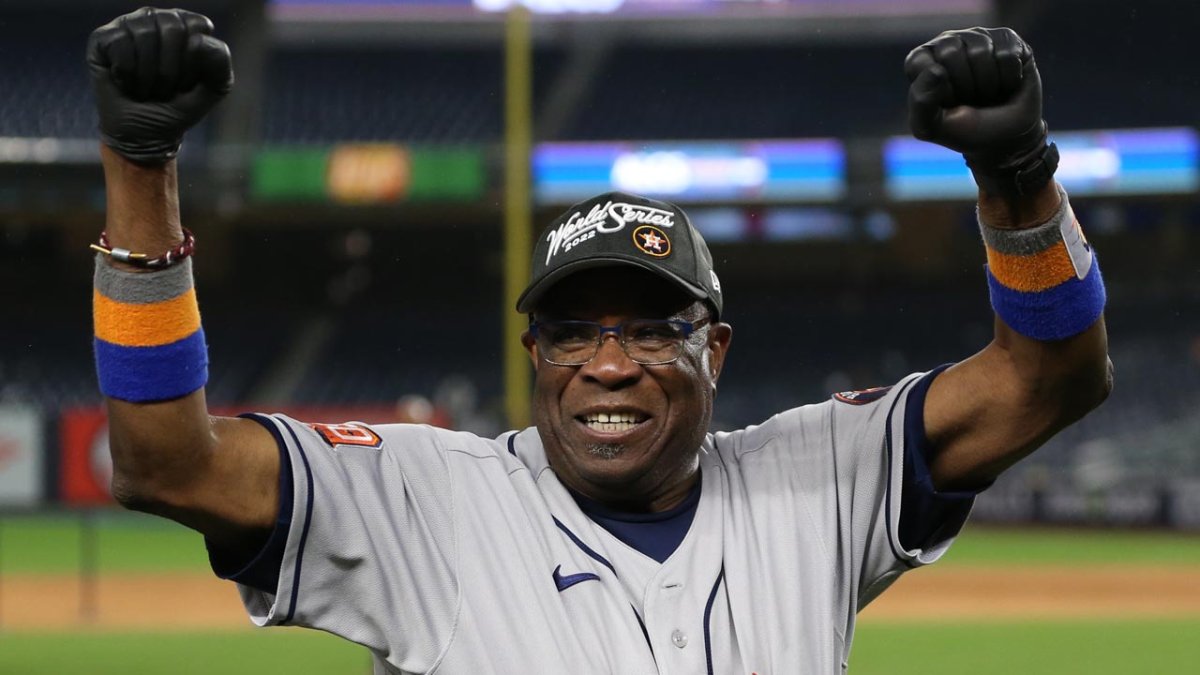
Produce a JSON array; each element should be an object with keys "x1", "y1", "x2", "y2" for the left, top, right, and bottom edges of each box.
[
  {"x1": 0, "y1": 629, "x2": 368, "y2": 675},
  {"x1": 852, "y1": 618, "x2": 1200, "y2": 674},
  {"x1": 3, "y1": 514, "x2": 1199, "y2": 575},
  {"x1": 0, "y1": 511, "x2": 211, "y2": 574},
  {"x1": 4, "y1": 516, "x2": 1197, "y2": 674},
  {"x1": 940, "y1": 524, "x2": 1200, "y2": 567},
  {"x1": 2, "y1": 620, "x2": 1196, "y2": 675}
]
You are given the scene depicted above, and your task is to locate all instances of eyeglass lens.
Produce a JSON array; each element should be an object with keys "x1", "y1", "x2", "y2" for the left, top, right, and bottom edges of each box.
[{"x1": 537, "y1": 320, "x2": 690, "y2": 365}]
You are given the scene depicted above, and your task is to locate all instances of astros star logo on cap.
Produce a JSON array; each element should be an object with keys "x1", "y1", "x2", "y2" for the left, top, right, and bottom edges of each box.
[{"x1": 633, "y1": 225, "x2": 671, "y2": 257}]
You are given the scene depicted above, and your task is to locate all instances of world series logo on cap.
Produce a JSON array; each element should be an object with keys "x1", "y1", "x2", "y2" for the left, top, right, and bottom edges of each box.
[
  {"x1": 632, "y1": 225, "x2": 671, "y2": 257},
  {"x1": 543, "y1": 201, "x2": 676, "y2": 264}
]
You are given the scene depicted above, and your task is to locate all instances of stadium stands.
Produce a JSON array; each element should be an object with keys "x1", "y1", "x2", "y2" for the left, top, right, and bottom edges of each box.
[
  {"x1": 2, "y1": 18, "x2": 1192, "y2": 145},
  {"x1": 264, "y1": 47, "x2": 502, "y2": 143},
  {"x1": 0, "y1": 33, "x2": 95, "y2": 139},
  {"x1": 565, "y1": 44, "x2": 910, "y2": 140},
  {"x1": 262, "y1": 46, "x2": 566, "y2": 143},
  {"x1": 259, "y1": 43, "x2": 911, "y2": 142}
]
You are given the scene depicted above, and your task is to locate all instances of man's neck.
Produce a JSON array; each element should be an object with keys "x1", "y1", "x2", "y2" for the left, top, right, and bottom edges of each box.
[{"x1": 564, "y1": 463, "x2": 700, "y2": 514}]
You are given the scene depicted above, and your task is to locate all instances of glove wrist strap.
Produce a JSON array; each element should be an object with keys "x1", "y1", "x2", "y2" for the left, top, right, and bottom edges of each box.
[
  {"x1": 965, "y1": 121, "x2": 1059, "y2": 198},
  {"x1": 101, "y1": 133, "x2": 182, "y2": 166},
  {"x1": 969, "y1": 142, "x2": 1060, "y2": 198}
]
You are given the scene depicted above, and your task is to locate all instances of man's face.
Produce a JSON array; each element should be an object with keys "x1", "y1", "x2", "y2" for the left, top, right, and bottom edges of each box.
[{"x1": 521, "y1": 267, "x2": 732, "y2": 512}]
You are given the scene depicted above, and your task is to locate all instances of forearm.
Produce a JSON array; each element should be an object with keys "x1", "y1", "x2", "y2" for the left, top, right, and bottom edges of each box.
[
  {"x1": 979, "y1": 177, "x2": 1108, "y2": 398},
  {"x1": 972, "y1": 180, "x2": 1113, "y2": 458},
  {"x1": 925, "y1": 183, "x2": 1112, "y2": 490},
  {"x1": 101, "y1": 146, "x2": 185, "y2": 259},
  {"x1": 96, "y1": 146, "x2": 214, "y2": 504},
  {"x1": 976, "y1": 179, "x2": 1062, "y2": 230}
]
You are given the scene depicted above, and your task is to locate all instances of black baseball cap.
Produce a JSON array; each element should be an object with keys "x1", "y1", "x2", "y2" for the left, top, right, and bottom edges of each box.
[{"x1": 516, "y1": 191, "x2": 723, "y2": 319}]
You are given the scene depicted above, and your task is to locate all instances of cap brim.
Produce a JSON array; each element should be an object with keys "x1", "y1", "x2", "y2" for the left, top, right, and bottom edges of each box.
[{"x1": 515, "y1": 254, "x2": 709, "y2": 314}]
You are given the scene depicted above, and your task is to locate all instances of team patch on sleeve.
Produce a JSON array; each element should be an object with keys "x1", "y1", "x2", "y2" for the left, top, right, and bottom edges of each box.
[
  {"x1": 833, "y1": 386, "x2": 892, "y2": 405},
  {"x1": 308, "y1": 422, "x2": 383, "y2": 449}
]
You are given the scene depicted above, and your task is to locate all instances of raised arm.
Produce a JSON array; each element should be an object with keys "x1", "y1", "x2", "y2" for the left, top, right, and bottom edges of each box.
[
  {"x1": 903, "y1": 28, "x2": 1113, "y2": 492},
  {"x1": 89, "y1": 8, "x2": 280, "y2": 556}
]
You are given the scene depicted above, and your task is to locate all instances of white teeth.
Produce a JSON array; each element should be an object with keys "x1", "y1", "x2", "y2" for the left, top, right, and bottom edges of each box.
[
  {"x1": 586, "y1": 421, "x2": 637, "y2": 432},
  {"x1": 582, "y1": 411, "x2": 644, "y2": 432},
  {"x1": 585, "y1": 412, "x2": 640, "y2": 423}
]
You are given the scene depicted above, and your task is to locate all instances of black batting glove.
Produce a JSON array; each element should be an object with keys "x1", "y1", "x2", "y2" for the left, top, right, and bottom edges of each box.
[
  {"x1": 905, "y1": 27, "x2": 1058, "y2": 198},
  {"x1": 87, "y1": 7, "x2": 234, "y2": 165}
]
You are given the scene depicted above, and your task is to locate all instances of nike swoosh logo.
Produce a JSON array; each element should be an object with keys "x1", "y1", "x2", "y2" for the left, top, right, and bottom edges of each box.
[{"x1": 552, "y1": 564, "x2": 600, "y2": 592}]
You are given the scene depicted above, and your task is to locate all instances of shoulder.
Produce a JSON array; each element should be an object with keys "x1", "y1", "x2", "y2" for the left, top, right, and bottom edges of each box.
[
  {"x1": 253, "y1": 413, "x2": 518, "y2": 467},
  {"x1": 827, "y1": 372, "x2": 926, "y2": 428},
  {"x1": 710, "y1": 371, "x2": 928, "y2": 462},
  {"x1": 258, "y1": 414, "x2": 447, "y2": 451},
  {"x1": 709, "y1": 401, "x2": 835, "y2": 466}
]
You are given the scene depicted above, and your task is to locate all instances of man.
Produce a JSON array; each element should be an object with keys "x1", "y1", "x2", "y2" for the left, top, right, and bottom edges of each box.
[{"x1": 88, "y1": 8, "x2": 1111, "y2": 673}]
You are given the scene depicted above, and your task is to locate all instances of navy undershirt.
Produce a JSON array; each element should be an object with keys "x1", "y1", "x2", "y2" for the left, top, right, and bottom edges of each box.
[
  {"x1": 213, "y1": 369, "x2": 979, "y2": 591},
  {"x1": 569, "y1": 479, "x2": 703, "y2": 564},
  {"x1": 898, "y1": 365, "x2": 979, "y2": 551},
  {"x1": 205, "y1": 414, "x2": 295, "y2": 593}
]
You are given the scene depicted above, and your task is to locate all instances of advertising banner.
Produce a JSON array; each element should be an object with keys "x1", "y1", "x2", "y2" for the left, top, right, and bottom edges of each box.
[
  {"x1": 534, "y1": 139, "x2": 845, "y2": 204},
  {"x1": 885, "y1": 127, "x2": 1199, "y2": 201},
  {"x1": 59, "y1": 407, "x2": 113, "y2": 506},
  {"x1": 0, "y1": 405, "x2": 44, "y2": 506},
  {"x1": 271, "y1": 0, "x2": 985, "y2": 20},
  {"x1": 1168, "y1": 480, "x2": 1200, "y2": 530},
  {"x1": 252, "y1": 145, "x2": 485, "y2": 204}
]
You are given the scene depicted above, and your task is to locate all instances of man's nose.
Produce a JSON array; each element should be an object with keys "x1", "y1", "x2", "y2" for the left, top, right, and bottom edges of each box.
[{"x1": 579, "y1": 334, "x2": 642, "y2": 386}]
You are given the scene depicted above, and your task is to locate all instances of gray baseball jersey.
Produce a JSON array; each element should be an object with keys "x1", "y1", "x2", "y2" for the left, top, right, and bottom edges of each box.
[{"x1": 226, "y1": 370, "x2": 971, "y2": 674}]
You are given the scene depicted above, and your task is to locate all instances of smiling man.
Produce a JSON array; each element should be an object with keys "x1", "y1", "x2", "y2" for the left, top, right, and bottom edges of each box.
[
  {"x1": 517, "y1": 207, "x2": 730, "y2": 515},
  {"x1": 88, "y1": 8, "x2": 1111, "y2": 674}
]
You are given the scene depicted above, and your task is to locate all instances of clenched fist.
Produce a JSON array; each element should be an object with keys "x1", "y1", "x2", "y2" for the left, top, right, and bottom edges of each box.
[
  {"x1": 905, "y1": 27, "x2": 1058, "y2": 197},
  {"x1": 87, "y1": 7, "x2": 234, "y2": 164}
]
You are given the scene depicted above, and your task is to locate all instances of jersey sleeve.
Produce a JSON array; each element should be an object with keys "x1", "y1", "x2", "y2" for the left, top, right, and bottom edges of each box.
[
  {"x1": 896, "y1": 365, "x2": 981, "y2": 554},
  {"x1": 215, "y1": 413, "x2": 460, "y2": 672},
  {"x1": 828, "y1": 368, "x2": 977, "y2": 609},
  {"x1": 206, "y1": 422, "x2": 294, "y2": 594}
]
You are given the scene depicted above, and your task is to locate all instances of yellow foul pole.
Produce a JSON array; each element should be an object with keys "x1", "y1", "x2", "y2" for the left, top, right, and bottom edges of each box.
[{"x1": 503, "y1": 6, "x2": 533, "y2": 429}]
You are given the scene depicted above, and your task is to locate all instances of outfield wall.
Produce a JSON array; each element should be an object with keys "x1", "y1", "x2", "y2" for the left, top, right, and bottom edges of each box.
[{"x1": 4, "y1": 402, "x2": 1198, "y2": 530}]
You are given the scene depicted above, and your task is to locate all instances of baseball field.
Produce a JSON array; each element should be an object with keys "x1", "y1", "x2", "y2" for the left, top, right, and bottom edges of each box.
[{"x1": 1, "y1": 511, "x2": 1197, "y2": 674}]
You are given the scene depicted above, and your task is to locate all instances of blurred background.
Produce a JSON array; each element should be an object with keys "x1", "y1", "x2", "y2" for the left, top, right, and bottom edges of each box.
[{"x1": 0, "y1": 0, "x2": 1197, "y2": 673}]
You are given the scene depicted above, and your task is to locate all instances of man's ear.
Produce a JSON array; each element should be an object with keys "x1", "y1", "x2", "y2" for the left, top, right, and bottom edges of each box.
[
  {"x1": 706, "y1": 323, "x2": 733, "y2": 385},
  {"x1": 521, "y1": 331, "x2": 539, "y2": 370}
]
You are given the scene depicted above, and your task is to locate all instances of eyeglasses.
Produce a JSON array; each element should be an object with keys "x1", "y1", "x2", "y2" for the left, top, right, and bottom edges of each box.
[{"x1": 529, "y1": 317, "x2": 710, "y2": 366}]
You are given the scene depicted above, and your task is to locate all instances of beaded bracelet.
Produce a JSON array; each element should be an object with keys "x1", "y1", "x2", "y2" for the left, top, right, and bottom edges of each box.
[{"x1": 90, "y1": 227, "x2": 196, "y2": 269}]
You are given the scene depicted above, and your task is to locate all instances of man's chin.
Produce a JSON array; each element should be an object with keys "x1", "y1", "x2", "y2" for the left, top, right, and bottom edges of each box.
[{"x1": 586, "y1": 443, "x2": 625, "y2": 459}]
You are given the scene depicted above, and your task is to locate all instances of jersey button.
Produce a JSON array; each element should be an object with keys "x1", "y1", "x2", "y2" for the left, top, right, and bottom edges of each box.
[{"x1": 671, "y1": 630, "x2": 688, "y2": 649}]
